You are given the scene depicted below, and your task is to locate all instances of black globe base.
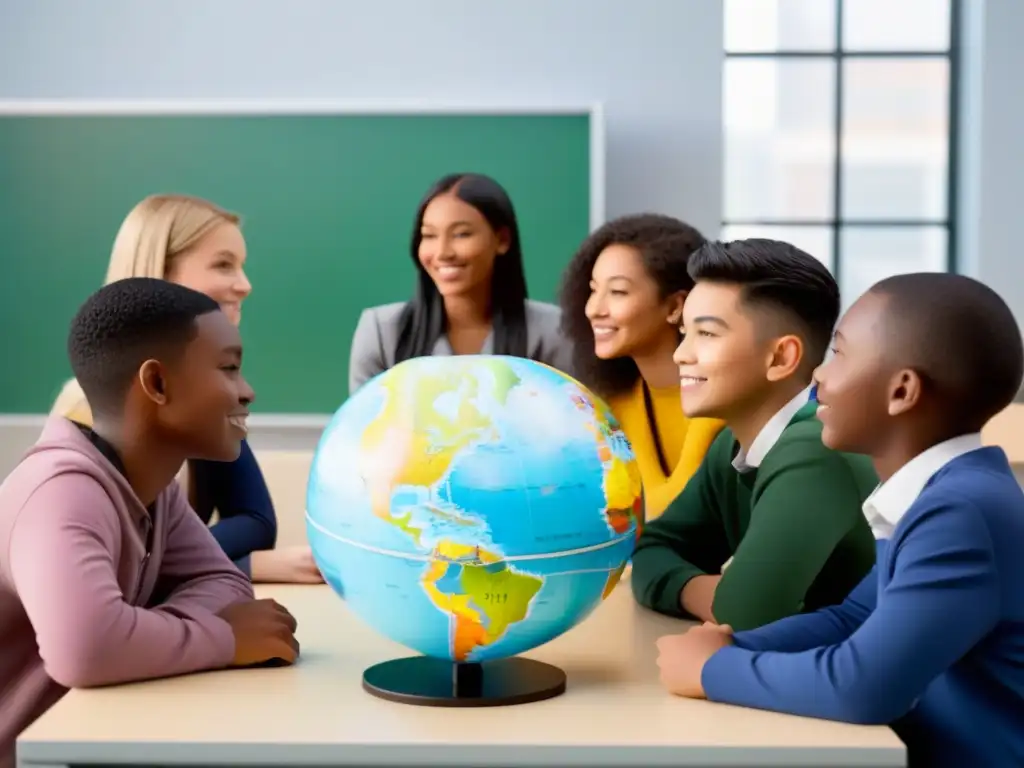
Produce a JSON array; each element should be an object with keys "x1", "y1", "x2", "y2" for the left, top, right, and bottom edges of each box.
[{"x1": 362, "y1": 656, "x2": 566, "y2": 707}]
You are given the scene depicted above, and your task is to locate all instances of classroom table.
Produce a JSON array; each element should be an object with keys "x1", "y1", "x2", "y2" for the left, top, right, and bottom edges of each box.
[{"x1": 17, "y1": 579, "x2": 906, "y2": 768}]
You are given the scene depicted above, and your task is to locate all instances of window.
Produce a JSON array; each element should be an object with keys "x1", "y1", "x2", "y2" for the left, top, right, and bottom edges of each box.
[{"x1": 721, "y1": 0, "x2": 961, "y2": 306}]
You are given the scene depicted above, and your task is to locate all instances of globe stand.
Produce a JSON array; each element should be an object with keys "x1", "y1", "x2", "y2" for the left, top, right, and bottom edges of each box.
[{"x1": 362, "y1": 656, "x2": 566, "y2": 707}]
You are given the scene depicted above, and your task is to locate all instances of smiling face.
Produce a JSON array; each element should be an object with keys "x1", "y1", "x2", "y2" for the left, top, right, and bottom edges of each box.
[
  {"x1": 673, "y1": 281, "x2": 804, "y2": 421},
  {"x1": 151, "y1": 310, "x2": 255, "y2": 462},
  {"x1": 165, "y1": 223, "x2": 251, "y2": 326},
  {"x1": 417, "y1": 192, "x2": 508, "y2": 299},
  {"x1": 585, "y1": 243, "x2": 684, "y2": 361},
  {"x1": 813, "y1": 290, "x2": 895, "y2": 454}
]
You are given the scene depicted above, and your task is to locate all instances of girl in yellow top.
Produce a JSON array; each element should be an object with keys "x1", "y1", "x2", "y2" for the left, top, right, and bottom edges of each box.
[{"x1": 558, "y1": 214, "x2": 724, "y2": 520}]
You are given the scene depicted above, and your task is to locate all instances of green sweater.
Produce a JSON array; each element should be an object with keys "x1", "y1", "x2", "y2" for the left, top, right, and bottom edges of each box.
[{"x1": 631, "y1": 402, "x2": 877, "y2": 631}]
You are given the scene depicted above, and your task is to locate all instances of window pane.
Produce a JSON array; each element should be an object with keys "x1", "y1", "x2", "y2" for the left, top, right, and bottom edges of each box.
[
  {"x1": 840, "y1": 58, "x2": 949, "y2": 220},
  {"x1": 842, "y1": 0, "x2": 951, "y2": 51},
  {"x1": 724, "y1": 59, "x2": 836, "y2": 221},
  {"x1": 725, "y1": 0, "x2": 837, "y2": 52},
  {"x1": 839, "y1": 225, "x2": 947, "y2": 307},
  {"x1": 721, "y1": 224, "x2": 835, "y2": 273}
]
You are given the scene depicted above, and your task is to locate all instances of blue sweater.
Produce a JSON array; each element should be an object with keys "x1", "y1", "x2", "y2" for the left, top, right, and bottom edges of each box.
[
  {"x1": 702, "y1": 447, "x2": 1024, "y2": 767},
  {"x1": 190, "y1": 440, "x2": 277, "y2": 576}
]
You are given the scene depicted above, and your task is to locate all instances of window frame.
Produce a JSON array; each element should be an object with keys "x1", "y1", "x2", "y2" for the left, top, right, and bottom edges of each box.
[{"x1": 721, "y1": 0, "x2": 963, "y2": 281}]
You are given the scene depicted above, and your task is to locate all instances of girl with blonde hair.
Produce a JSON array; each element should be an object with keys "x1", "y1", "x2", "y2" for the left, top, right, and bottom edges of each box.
[{"x1": 52, "y1": 193, "x2": 322, "y2": 584}]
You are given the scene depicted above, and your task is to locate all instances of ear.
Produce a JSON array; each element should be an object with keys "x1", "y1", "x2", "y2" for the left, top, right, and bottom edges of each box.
[
  {"x1": 495, "y1": 227, "x2": 511, "y2": 256},
  {"x1": 137, "y1": 359, "x2": 169, "y2": 406},
  {"x1": 764, "y1": 334, "x2": 804, "y2": 383},
  {"x1": 665, "y1": 290, "x2": 688, "y2": 326},
  {"x1": 887, "y1": 368, "x2": 923, "y2": 416}
]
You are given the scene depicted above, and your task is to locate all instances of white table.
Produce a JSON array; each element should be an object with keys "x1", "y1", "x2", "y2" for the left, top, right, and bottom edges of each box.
[{"x1": 17, "y1": 580, "x2": 906, "y2": 767}]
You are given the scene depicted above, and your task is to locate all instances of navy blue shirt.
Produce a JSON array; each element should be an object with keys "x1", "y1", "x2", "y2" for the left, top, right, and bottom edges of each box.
[
  {"x1": 190, "y1": 440, "x2": 277, "y2": 576},
  {"x1": 702, "y1": 447, "x2": 1024, "y2": 766}
]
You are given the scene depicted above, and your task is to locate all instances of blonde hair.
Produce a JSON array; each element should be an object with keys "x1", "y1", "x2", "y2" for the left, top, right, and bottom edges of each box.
[{"x1": 51, "y1": 194, "x2": 241, "y2": 424}]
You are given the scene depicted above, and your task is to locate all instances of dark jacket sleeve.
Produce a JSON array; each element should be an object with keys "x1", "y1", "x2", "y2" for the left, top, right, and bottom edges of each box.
[{"x1": 193, "y1": 440, "x2": 277, "y2": 571}]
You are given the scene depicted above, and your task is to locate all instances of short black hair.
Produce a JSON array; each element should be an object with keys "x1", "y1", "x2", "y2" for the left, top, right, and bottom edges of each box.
[
  {"x1": 688, "y1": 238, "x2": 840, "y2": 371},
  {"x1": 870, "y1": 272, "x2": 1023, "y2": 431},
  {"x1": 67, "y1": 277, "x2": 221, "y2": 418},
  {"x1": 559, "y1": 213, "x2": 707, "y2": 396}
]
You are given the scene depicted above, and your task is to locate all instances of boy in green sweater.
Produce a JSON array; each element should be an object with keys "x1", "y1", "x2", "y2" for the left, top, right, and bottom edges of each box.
[{"x1": 631, "y1": 239, "x2": 877, "y2": 631}]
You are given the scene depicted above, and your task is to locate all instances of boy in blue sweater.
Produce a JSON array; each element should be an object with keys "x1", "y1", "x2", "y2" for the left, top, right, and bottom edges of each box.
[{"x1": 653, "y1": 272, "x2": 1024, "y2": 766}]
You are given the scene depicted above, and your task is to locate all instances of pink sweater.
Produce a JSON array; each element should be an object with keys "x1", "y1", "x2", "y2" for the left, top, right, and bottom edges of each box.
[{"x1": 0, "y1": 417, "x2": 254, "y2": 766}]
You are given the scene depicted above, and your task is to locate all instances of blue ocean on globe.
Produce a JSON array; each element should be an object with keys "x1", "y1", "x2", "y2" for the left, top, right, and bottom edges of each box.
[{"x1": 306, "y1": 355, "x2": 643, "y2": 663}]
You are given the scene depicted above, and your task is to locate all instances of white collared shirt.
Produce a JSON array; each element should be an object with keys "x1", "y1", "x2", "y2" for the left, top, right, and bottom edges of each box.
[
  {"x1": 862, "y1": 432, "x2": 984, "y2": 539},
  {"x1": 731, "y1": 385, "x2": 814, "y2": 473}
]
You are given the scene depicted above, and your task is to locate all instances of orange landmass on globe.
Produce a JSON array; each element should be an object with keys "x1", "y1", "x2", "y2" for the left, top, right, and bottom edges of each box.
[{"x1": 421, "y1": 557, "x2": 490, "y2": 660}]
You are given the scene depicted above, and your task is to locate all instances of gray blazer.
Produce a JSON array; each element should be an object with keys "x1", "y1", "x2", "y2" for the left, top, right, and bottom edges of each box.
[{"x1": 348, "y1": 299, "x2": 574, "y2": 395}]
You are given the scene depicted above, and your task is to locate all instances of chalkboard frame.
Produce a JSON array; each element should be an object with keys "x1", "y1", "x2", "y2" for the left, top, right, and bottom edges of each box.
[
  {"x1": 0, "y1": 97, "x2": 607, "y2": 232},
  {"x1": 0, "y1": 99, "x2": 606, "y2": 426}
]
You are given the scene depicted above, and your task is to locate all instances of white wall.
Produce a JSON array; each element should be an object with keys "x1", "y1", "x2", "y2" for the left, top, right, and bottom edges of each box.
[
  {"x1": 0, "y1": 0, "x2": 724, "y2": 473},
  {"x1": 0, "y1": 0, "x2": 724, "y2": 232},
  {"x1": 958, "y1": 0, "x2": 1024, "y2": 333}
]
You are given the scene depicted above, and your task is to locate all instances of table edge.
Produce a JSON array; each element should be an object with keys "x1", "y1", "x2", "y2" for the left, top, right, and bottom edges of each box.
[{"x1": 17, "y1": 739, "x2": 906, "y2": 767}]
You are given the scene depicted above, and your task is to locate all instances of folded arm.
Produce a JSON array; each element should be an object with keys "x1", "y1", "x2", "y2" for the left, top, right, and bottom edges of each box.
[
  {"x1": 154, "y1": 480, "x2": 255, "y2": 614},
  {"x1": 10, "y1": 476, "x2": 250, "y2": 689},
  {"x1": 631, "y1": 445, "x2": 730, "y2": 618},
  {"x1": 731, "y1": 565, "x2": 877, "y2": 653},
  {"x1": 201, "y1": 441, "x2": 277, "y2": 569},
  {"x1": 702, "y1": 501, "x2": 1000, "y2": 724}
]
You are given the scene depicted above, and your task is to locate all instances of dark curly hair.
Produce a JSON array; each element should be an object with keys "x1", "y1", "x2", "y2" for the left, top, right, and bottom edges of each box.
[{"x1": 558, "y1": 213, "x2": 706, "y2": 397}]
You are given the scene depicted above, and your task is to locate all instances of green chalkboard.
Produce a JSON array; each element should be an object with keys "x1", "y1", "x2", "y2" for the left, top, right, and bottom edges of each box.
[{"x1": 0, "y1": 109, "x2": 595, "y2": 413}]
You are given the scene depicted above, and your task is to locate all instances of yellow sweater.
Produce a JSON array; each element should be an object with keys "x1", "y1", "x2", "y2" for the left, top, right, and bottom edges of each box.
[{"x1": 606, "y1": 380, "x2": 724, "y2": 522}]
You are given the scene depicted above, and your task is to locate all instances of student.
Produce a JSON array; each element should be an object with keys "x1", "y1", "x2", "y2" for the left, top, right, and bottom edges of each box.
[
  {"x1": 631, "y1": 239, "x2": 876, "y2": 631},
  {"x1": 51, "y1": 193, "x2": 321, "y2": 584},
  {"x1": 658, "y1": 272, "x2": 1024, "y2": 767},
  {"x1": 558, "y1": 214, "x2": 724, "y2": 520},
  {"x1": 0, "y1": 278, "x2": 300, "y2": 767},
  {"x1": 348, "y1": 173, "x2": 572, "y2": 394}
]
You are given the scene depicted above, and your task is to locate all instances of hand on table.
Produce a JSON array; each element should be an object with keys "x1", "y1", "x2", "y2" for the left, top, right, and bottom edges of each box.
[
  {"x1": 217, "y1": 598, "x2": 300, "y2": 667},
  {"x1": 655, "y1": 622, "x2": 734, "y2": 699},
  {"x1": 251, "y1": 545, "x2": 325, "y2": 584}
]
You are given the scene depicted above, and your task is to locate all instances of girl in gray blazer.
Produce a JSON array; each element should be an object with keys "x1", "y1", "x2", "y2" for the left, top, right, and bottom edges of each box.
[{"x1": 348, "y1": 173, "x2": 574, "y2": 394}]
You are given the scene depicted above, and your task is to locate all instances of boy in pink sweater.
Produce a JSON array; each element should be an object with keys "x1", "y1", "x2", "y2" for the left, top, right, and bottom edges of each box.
[{"x1": 0, "y1": 278, "x2": 300, "y2": 766}]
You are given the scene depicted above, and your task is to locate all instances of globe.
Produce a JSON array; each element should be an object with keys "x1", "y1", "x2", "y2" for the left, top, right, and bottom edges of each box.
[{"x1": 306, "y1": 354, "x2": 643, "y2": 701}]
